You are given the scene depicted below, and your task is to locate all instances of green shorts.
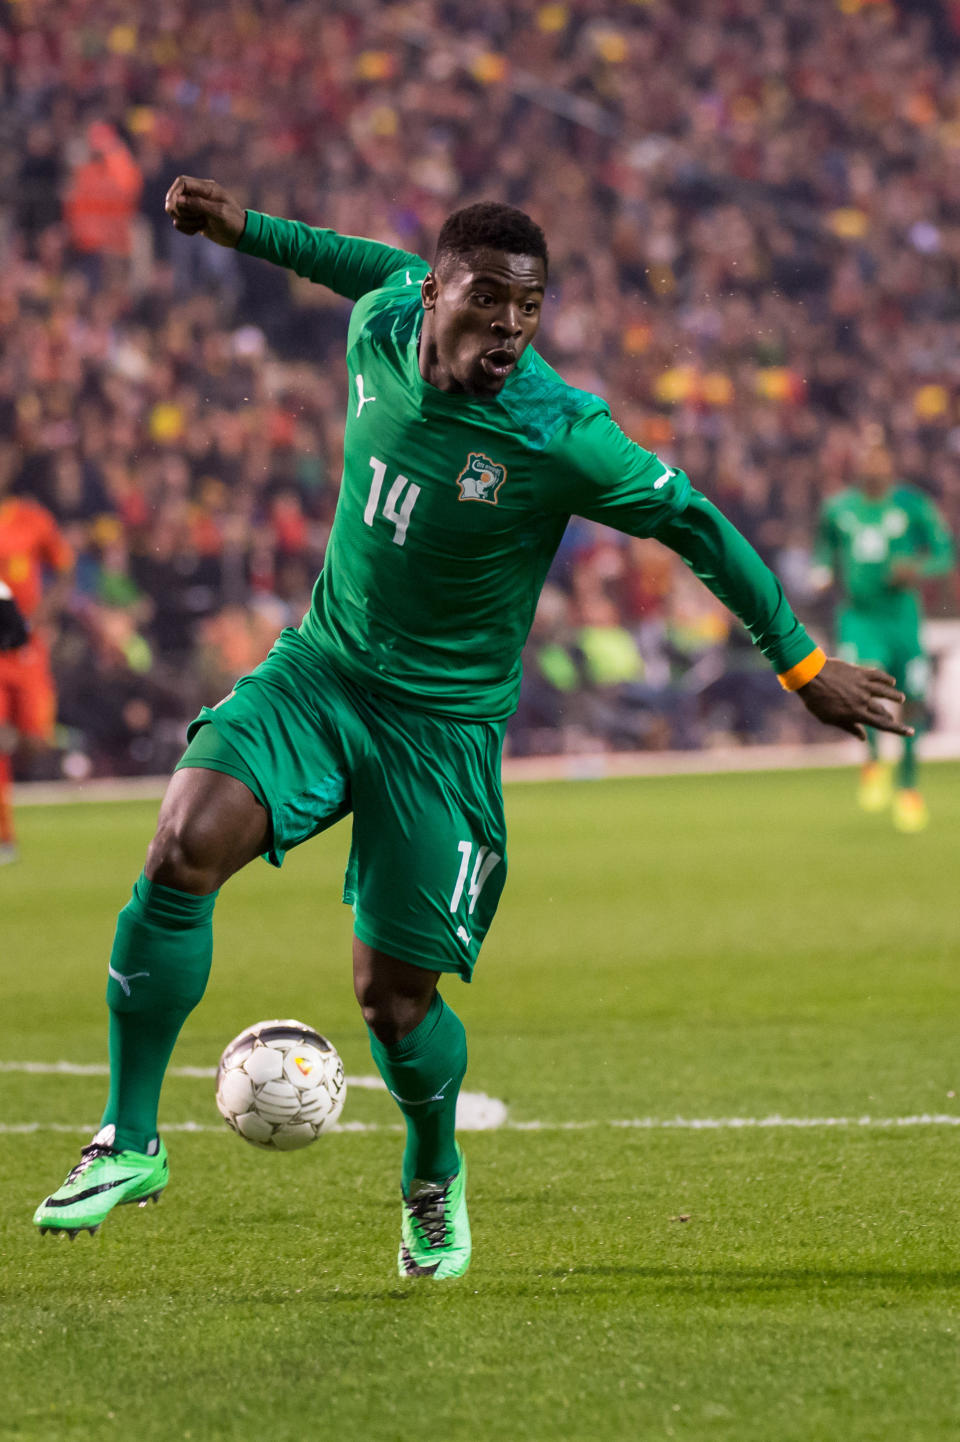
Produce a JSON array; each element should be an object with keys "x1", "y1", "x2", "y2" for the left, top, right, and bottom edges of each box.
[
  {"x1": 176, "y1": 629, "x2": 507, "y2": 981},
  {"x1": 836, "y1": 607, "x2": 929, "y2": 702}
]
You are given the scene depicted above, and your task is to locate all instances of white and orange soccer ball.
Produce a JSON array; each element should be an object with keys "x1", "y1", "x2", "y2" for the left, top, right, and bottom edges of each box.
[{"x1": 215, "y1": 1019, "x2": 346, "y2": 1151}]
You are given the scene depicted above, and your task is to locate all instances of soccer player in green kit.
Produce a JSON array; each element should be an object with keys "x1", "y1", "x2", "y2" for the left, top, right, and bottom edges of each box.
[
  {"x1": 813, "y1": 428, "x2": 954, "y2": 832},
  {"x1": 34, "y1": 178, "x2": 911, "y2": 1276}
]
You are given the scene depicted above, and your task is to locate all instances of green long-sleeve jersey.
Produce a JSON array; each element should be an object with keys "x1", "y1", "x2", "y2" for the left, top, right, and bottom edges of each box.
[
  {"x1": 814, "y1": 485, "x2": 955, "y2": 620},
  {"x1": 238, "y1": 211, "x2": 818, "y2": 720}
]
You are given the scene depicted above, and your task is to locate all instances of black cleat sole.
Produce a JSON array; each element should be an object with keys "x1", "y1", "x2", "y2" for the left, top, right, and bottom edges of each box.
[{"x1": 37, "y1": 1224, "x2": 100, "y2": 1238}]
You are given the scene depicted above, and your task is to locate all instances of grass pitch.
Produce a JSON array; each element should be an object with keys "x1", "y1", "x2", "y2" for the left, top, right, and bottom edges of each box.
[{"x1": 2, "y1": 763, "x2": 959, "y2": 1441}]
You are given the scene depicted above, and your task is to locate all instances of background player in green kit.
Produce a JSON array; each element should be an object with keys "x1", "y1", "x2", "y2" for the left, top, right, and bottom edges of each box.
[
  {"x1": 813, "y1": 428, "x2": 954, "y2": 832},
  {"x1": 34, "y1": 177, "x2": 912, "y2": 1277}
]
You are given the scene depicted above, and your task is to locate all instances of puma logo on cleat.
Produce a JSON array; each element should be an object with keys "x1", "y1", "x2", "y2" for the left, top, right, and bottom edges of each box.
[
  {"x1": 108, "y1": 964, "x2": 150, "y2": 997},
  {"x1": 43, "y1": 1179, "x2": 128, "y2": 1206}
]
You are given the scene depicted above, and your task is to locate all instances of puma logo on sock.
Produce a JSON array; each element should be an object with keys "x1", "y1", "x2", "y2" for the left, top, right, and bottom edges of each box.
[
  {"x1": 108, "y1": 964, "x2": 151, "y2": 997},
  {"x1": 389, "y1": 1077, "x2": 454, "y2": 1106}
]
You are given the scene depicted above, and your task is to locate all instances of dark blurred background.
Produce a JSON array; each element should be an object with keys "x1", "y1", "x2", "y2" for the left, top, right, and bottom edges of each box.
[{"x1": 3, "y1": 0, "x2": 960, "y2": 777}]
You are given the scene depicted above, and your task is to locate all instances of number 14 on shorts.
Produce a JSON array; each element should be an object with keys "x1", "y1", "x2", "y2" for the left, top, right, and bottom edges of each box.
[{"x1": 449, "y1": 840, "x2": 501, "y2": 920}]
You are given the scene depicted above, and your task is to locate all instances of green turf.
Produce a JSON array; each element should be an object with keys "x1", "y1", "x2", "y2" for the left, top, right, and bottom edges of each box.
[{"x1": 2, "y1": 763, "x2": 959, "y2": 1441}]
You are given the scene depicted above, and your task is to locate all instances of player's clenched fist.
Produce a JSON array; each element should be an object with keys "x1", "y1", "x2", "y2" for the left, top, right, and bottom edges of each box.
[{"x1": 164, "y1": 176, "x2": 247, "y2": 247}]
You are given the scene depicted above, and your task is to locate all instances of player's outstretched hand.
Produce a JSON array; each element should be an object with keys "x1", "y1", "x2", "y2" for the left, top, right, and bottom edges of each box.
[
  {"x1": 796, "y1": 658, "x2": 911, "y2": 740},
  {"x1": 0, "y1": 581, "x2": 28, "y2": 651},
  {"x1": 164, "y1": 176, "x2": 246, "y2": 247}
]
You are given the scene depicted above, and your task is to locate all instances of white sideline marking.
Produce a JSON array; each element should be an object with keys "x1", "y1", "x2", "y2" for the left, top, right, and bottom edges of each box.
[
  {"x1": 0, "y1": 1061, "x2": 377, "y2": 1082},
  {"x1": 2, "y1": 1114, "x2": 960, "y2": 1137},
  {"x1": 3, "y1": 1062, "x2": 957, "y2": 1135},
  {"x1": 0, "y1": 1121, "x2": 404, "y2": 1135},
  {"x1": 509, "y1": 1113, "x2": 960, "y2": 1131},
  {"x1": 0, "y1": 1061, "x2": 506, "y2": 1132}
]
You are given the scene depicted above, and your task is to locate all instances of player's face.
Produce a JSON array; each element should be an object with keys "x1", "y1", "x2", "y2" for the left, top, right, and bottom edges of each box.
[
  {"x1": 420, "y1": 249, "x2": 546, "y2": 398},
  {"x1": 857, "y1": 443, "x2": 894, "y2": 496}
]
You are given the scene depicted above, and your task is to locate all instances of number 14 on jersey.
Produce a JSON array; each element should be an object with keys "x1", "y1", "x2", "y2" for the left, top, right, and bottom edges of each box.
[{"x1": 364, "y1": 456, "x2": 421, "y2": 547}]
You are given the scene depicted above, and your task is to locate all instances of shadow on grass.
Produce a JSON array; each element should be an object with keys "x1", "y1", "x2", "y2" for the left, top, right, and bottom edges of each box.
[
  {"x1": 287, "y1": 1267, "x2": 960, "y2": 1306},
  {"x1": 546, "y1": 1264, "x2": 960, "y2": 1293}
]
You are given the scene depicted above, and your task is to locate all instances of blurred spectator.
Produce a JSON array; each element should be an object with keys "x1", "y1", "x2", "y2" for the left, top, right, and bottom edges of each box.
[
  {"x1": 17, "y1": 122, "x2": 62, "y2": 247},
  {"x1": 0, "y1": 464, "x2": 74, "y2": 852},
  {"x1": 56, "y1": 602, "x2": 183, "y2": 777},
  {"x1": 512, "y1": 585, "x2": 582, "y2": 754},
  {"x1": 64, "y1": 122, "x2": 143, "y2": 258}
]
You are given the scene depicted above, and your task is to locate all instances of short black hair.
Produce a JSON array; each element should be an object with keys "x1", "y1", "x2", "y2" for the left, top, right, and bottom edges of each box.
[{"x1": 434, "y1": 202, "x2": 548, "y2": 278}]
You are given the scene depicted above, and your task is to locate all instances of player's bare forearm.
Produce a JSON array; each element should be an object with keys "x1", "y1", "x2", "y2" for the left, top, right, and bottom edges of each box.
[
  {"x1": 165, "y1": 176, "x2": 246, "y2": 247},
  {"x1": 796, "y1": 658, "x2": 911, "y2": 740}
]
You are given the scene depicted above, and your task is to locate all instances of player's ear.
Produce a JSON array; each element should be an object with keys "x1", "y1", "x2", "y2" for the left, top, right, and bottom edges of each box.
[{"x1": 421, "y1": 272, "x2": 439, "y2": 311}]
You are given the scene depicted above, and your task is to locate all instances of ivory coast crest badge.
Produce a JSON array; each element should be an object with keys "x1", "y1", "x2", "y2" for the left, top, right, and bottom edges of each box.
[{"x1": 456, "y1": 452, "x2": 508, "y2": 504}]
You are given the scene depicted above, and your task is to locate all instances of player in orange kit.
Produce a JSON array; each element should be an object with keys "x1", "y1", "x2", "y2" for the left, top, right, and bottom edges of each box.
[{"x1": 0, "y1": 489, "x2": 74, "y2": 862}]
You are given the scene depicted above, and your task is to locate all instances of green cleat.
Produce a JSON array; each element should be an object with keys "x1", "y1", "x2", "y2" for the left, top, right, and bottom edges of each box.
[
  {"x1": 34, "y1": 1127, "x2": 168, "y2": 1237},
  {"x1": 858, "y1": 761, "x2": 893, "y2": 813},
  {"x1": 892, "y1": 788, "x2": 929, "y2": 833},
  {"x1": 398, "y1": 1143, "x2": 470, "y2": 1279}
]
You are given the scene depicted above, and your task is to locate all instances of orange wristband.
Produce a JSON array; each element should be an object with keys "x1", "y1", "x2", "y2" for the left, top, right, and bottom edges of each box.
[{"x1": 777, "y1": 646, "x2": 827, "y2": 692}]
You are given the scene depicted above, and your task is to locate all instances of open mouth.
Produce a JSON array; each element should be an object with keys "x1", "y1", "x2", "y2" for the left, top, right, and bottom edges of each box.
[{"x1": 481, "y1": 348, "x2": 517, "y2": 379}]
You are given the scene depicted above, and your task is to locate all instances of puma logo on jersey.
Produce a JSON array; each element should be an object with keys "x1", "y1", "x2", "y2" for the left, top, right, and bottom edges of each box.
[
  {"x1": 355, "y1": 374, "x2": 376, "y2": 418},
  {"x1": 456, "y1": 453, "x2": 507, "y2": 505},
  {"x1": 653, "y1": 465, "x2": 674, "y2": 490}
]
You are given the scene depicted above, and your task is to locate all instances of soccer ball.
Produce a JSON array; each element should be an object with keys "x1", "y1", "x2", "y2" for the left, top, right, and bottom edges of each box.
[{"x1": 215, "y1": 1019, "x2": 347, "y2": 1151}]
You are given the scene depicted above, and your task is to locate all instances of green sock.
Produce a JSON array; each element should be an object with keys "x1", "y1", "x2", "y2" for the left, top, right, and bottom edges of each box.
[
  {"x1": 367, "y1": 992, "x2": 467, "y2": 1193},
  {"x1": 101, "y1": 871, "x2": 217, "y2": 1153},
  {"x1": 898, "y1": 733, "x2": 918, "y2": 790}
]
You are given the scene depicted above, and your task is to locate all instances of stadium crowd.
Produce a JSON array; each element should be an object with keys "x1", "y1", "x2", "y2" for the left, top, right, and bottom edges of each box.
[{"x1": 3, "y1": 0, "x2": 960, "y2": 772}]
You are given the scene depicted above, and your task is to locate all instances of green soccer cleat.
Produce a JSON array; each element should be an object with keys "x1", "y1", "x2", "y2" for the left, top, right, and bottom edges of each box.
[
  {"x1": 858, "y1": 761, "x2": 893, "y2": 813},
  {"x1": 892, "y1": 788, "x2": 929, "y2": 834},
  {"x1": 398, "y1": 1143, "x2": 471, "y2": 1279},
  {"x1": 33, "y1": 1127, "x2": 169, "y2": 1238}
]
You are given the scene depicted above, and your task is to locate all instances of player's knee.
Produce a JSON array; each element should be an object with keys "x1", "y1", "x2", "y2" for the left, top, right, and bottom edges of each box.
[
  {"x1": 354, "y1": 941, "x2": 439, "y2": 1045},
  {"x1": 145, "y1": 768, "x2": 267, "y2": 892},
  {"x1": 355, "y1": 975, "x2": 435, "y2": 1047},
  {"x1": 356, "y1": 988, "x2": 408, "y2": 1046},
  {"x1": 145, "y1": 811, "x2": 226, "y2": 893}
]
